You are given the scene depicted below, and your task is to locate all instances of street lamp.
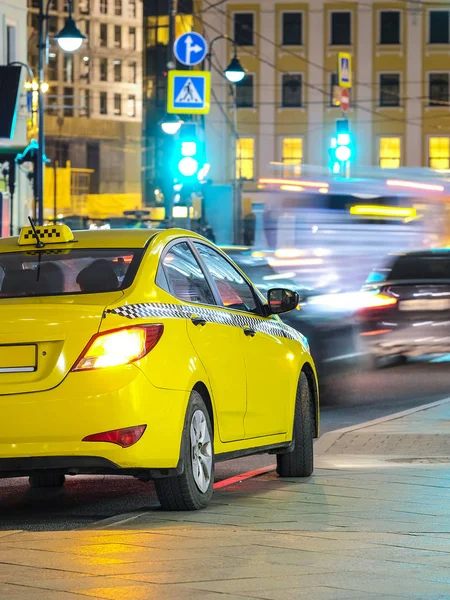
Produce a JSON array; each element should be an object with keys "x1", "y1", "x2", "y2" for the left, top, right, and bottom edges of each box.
[
  {"x1": 206, "y1": 36, "x2": 245, "y2": 244},
  {"x1": 160, "y1": 113, "x2": 183, "y2": 135},
  {"x1": 36, "y1": 0, "x2": 85, "y2": 225},
  {"x1": 224, "y1": 55, "x2": 246, "y2": 84}
]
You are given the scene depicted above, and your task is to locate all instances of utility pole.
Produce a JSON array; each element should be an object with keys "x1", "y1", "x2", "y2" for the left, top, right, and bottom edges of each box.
[
  {"x1": 163, "y1": 0, "x2": 178, "y2": 226},
  {"x1": 36, "y1": 0, "x2": 46, "y2": 225}
]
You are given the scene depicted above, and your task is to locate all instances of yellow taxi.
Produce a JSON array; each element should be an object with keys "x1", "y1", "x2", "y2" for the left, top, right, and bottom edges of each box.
[{"x1": 0, "y1": 224, "x2": 319, "y2": 510}]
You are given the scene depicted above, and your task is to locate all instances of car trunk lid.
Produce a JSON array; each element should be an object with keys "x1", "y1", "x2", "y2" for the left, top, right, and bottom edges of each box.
[{"x1": 0, "y1": 292, "x2": 122, "y2": 395}]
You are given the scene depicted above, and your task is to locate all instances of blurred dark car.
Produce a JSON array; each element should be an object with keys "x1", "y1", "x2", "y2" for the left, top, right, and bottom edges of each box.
[
  {"x1": 221, "y1": 246, "x2": 359, "y2": 384},
  {"x1": 360, "y1": 249, "x2": 450, "y2": 367}
]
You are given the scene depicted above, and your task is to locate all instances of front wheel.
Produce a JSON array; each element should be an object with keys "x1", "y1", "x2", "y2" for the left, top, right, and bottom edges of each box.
[
  {"x1": 155, "y1": 391, "x2": 214, "y2": 511},
  {"x1": 277, "y1": 372, "x2": 314, "y2": 478}
]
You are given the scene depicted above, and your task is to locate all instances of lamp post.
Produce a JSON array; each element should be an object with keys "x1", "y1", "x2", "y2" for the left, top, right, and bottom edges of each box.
[
  {"x1": 36, "y1": 0, "x2": 85, "y2": 225},
  {"x1": 206, "y1": 36, "x2": 245, "y2": 243}
]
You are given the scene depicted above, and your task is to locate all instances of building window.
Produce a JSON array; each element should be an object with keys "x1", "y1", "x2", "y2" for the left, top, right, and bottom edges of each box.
[
  {"x1": 100, "y1": 91, "x2": 107, "y2": 114},
  {"x1": 100, "y1": 23, "x2": 107, "y2": 47},
  {"x1": 81, "y1": 89, "x2": 90, "y2": 117},
  {"x1": 114, "y1": 60, "x2": 122, "y2": 82},
  {"x1": 129, "y1": 26, "x2": 136, "y2": 49},
  {"x1": 81, "y1": 55, "x2": 90, "y2": 83},
  {"x1": 282, "y1": 74, "x2": 302, "y2": 107},
  {"x1": 48, "y1": 15, "x2": 58, "y2": 34},
  {"x1": 379, "y1": 137, "x2": 401, "y2": 168},
  {"x1": 63, "y1": 0, "x2": 69, "y2": 12},
  {"x1": 331, "y1": 12, "x2": 351, "y2": 45},
  {"x1": 236, "y1": 138, "x2": 254, "y2": 180},
  {"x1": 429, "y1": 73, "x2": 449, "y2": 106},
  {"x1": 100, "y1": 57, "x2": 108, "y2": 81},
  {"x1": 100, "y1": 0, "x2": 107, "y2": 14},
  {"x1": 114, "y1": 25, "x2": 121, "y2": 48},
  {"x1": 63, "y1": 87, "x2": 73, "y2": 117},
  {"x1": 6, "y1": 25, "x2": 16, "y2": 64},
  {"x1": 236, "y1": 74, "x2": 254, "y2": 108},
  {"x1": 234, "y1": 13, "x2": 254, "y2": 46},
  {"x1": 128, "y1": 0, "x2": 136, "y2": 18},
  {"x1": 63, "y1": 55, "x2": 73, "y2": 82},
  {"x1": 79, "y1": 0, "x2": 89, "y2": 14},
  {"x1": 429, "y1": 137, "x2": 450, "y2": 169},
  {"x1": 127, "y1": 94, "x2": 136, "y2": 117},
  {"x1": 282, "y1": 138, "x2": 303, "y2": 177},
  {"x1": 30, "y1": 13, "x2": 39, "y2": 30},
  {"x1": 48, "y1": 53, "x2": 58, "y2": 80},
  {"x1": 47, "y1": 86, "x2": 58, "y2": 116},
  {"x1": 129, "y1": 61, "x2": 137, "y2": 83},
  {"x1": 114, "y1": 93, "x2": 122, "y2": 115},
  {"x1": 430, "y1": 11, "x2": 450, "y2": 44},
  {"x1": 115, "y1": 0, "x2": 122, "y2": 15},
  {"x1": 379, "y1": 74, "x2": 400, "y2": 107},
  {"x1": 282, "y1": 12, "x2": 302, "y2": 46},
  {"x1": 380, "y1": 11, "x2": 400, "y2": 44}
]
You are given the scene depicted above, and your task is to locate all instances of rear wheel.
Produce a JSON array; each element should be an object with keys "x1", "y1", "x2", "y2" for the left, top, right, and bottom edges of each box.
[
  {"x1": 277, "y1": 372, "x2": 314, "y2": 478},
  {"x1": 29, "y1": 473, "x2": 66, "y2": 489},
  {"x1": 155, "y1": 391, "x2": 214, "y2": 511}
]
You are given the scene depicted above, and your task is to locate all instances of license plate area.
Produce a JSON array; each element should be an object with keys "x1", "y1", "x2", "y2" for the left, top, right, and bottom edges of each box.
[
  {"x1": 0, "y1": 345, "x2": 37, "y2": 373},
  {"x1": 399, "y1": 299, "x2": 450, "y2": 312}
]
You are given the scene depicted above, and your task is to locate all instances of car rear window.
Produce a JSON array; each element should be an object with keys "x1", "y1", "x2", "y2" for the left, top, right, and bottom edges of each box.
[
  {"x1": 0, "y1": 248, "x2": 143, "y2": 298},
  {"x1": 389, "y1": 255, "x2": 450, "y2": 281}
]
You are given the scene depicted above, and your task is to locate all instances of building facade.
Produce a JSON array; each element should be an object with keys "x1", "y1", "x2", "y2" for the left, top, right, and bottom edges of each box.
[
  {"x1": 28, "y1": 0, "x2": 143, "y2": 194},
  {"x1": 200, "y1": 0, "x2": 450, "y2": 192},
  {"x1": 0, "y1": 0, "x2": 33, "y2": 233}
]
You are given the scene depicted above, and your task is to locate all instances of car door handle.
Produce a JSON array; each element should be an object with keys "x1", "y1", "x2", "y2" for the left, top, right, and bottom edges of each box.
[
  {"x1": 243, "y1": 327, "x2": 256, "y2": 337},
  {"x1": 191, "y1": 317, "x2": 207, "y2": 326}
]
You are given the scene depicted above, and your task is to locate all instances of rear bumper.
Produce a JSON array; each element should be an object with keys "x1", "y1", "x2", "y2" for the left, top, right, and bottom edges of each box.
[
  {"x1": 0, "y1": 366, "x2": 190, "y2": 475},
  {"x1": 0, "y1": 456, "x2": 182, "y2": 479}
]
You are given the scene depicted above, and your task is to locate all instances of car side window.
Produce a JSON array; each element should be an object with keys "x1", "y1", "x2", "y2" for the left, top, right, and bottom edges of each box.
[
  {"x1": 160, "y1": 242, "x2": 216, "y2": 305},
  {"x1": 194, "y1": 243, "x2": 259, "y2": 314}
]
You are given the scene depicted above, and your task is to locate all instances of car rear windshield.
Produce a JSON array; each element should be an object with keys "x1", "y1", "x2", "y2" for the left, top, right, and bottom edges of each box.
[
  {"x1": 389, "y1": 255, "x2": 450, "y2": 281},
  {"x1": 0, "y1": 248, "x2": 143, "y2": 298}
]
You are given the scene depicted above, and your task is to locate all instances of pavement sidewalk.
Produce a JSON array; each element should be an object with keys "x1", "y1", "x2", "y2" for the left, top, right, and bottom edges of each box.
[{"x1": 3, "y1": 398, "x2": 450, "y2": 600}]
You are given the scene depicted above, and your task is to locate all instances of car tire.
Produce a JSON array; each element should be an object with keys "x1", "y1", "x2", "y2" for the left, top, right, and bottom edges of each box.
[
  {"x1": 29, "y1": 473, "x2": 66, "y2": 489},
  {"x1": 155, "y1": 391, "x2": 214, "y2": 511},
  {"x1": 369, "y1": 354, "x2": 407, "y2": 370},
  {"x1": 277, "y1": 372, "x2": 314, "y2": 478}
]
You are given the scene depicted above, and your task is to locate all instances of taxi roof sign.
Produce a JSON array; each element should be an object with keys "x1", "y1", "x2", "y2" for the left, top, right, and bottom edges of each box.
[{"x1": 19, "y1": 224, "x2": 75, "y2": 246}]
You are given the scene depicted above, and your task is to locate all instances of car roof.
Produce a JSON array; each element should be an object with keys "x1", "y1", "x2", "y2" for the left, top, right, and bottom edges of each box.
[
  {"x1": 0, "y1": 228, "x2": 160, "y2": 253},
  {"x1": 393, "y1": 249, "x2": 450, "y2": 258}
]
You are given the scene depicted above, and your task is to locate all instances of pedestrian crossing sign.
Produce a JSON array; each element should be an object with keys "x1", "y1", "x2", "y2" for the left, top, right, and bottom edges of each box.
[{"x1": 167, "y1": 70, "x2": 211, "y2": 115}]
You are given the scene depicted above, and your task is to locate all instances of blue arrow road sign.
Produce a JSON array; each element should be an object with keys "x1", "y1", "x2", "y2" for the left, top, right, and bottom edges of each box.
[
  {"x1": 167, "y1": 70, "x2": 211, "y2": 114},
  {"x1": 174, "y1": 32, "x2": 208, "y2": 66}
]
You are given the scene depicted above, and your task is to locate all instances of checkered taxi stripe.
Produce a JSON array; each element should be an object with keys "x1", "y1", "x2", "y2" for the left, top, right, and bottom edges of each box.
[
  {"x1": 109, "y1": 302, "x2": 307, "y2": 345},
  {"x1": 23, "y1": 228, "x2": 61, "y2": 240}
]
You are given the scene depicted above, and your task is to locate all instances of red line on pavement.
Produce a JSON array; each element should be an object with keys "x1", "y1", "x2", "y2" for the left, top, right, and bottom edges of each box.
[{"x1": 214, "y1": 464, "x2": 276, "y2": 489}]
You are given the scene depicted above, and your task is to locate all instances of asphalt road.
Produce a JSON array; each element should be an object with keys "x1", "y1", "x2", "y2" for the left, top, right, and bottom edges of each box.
[{"x1": 1, "y1": 359, "x2": 450, "y2": 532}]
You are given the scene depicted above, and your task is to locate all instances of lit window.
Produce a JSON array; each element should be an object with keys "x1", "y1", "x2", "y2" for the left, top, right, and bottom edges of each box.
[
  {"x1": 236, "y1": 138, "x2": 254, "y2": 180},
  {"x1": 282, "y1": 138, "x2": 303, "y2": 177},
  {"x1": 379, "y1": 137, "x2": 401, "y2": 168},
  {"x1": 429, "y1": 137, "x2": 450, "y2": 170},
  {"x1": 147, "y1": 15, "x2": 192, "y2": 47}
]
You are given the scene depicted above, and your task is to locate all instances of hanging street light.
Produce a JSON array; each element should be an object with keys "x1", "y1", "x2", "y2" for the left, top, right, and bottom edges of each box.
[
  {"x1": 161, "y1": 113, "x2": 183, "y2": 135},
  {"x1": 224, "y1": 55, "x2": 246, "y2": 83}
]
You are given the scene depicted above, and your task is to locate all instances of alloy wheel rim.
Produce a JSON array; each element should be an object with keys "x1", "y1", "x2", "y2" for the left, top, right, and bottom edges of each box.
[{"x1": 190, "y1": 409, "x2": 212, "y2": 493}]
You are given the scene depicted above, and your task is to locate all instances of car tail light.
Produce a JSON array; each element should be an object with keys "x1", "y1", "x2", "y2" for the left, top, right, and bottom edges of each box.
[
  {"x1": 72, "y1": 324, "x2": 163, "y2": 371},
  {"x1": 83, "y1": 425, "x2": 146, "y2": 448},
  {"x1": 359, "y1": 293, "x2": 398, "y2": 312}
]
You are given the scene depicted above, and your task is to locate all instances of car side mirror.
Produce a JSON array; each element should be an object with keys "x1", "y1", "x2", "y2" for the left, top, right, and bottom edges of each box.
[{"x1": 267, "y1": 288, "x2": 300, "y2": 315}]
